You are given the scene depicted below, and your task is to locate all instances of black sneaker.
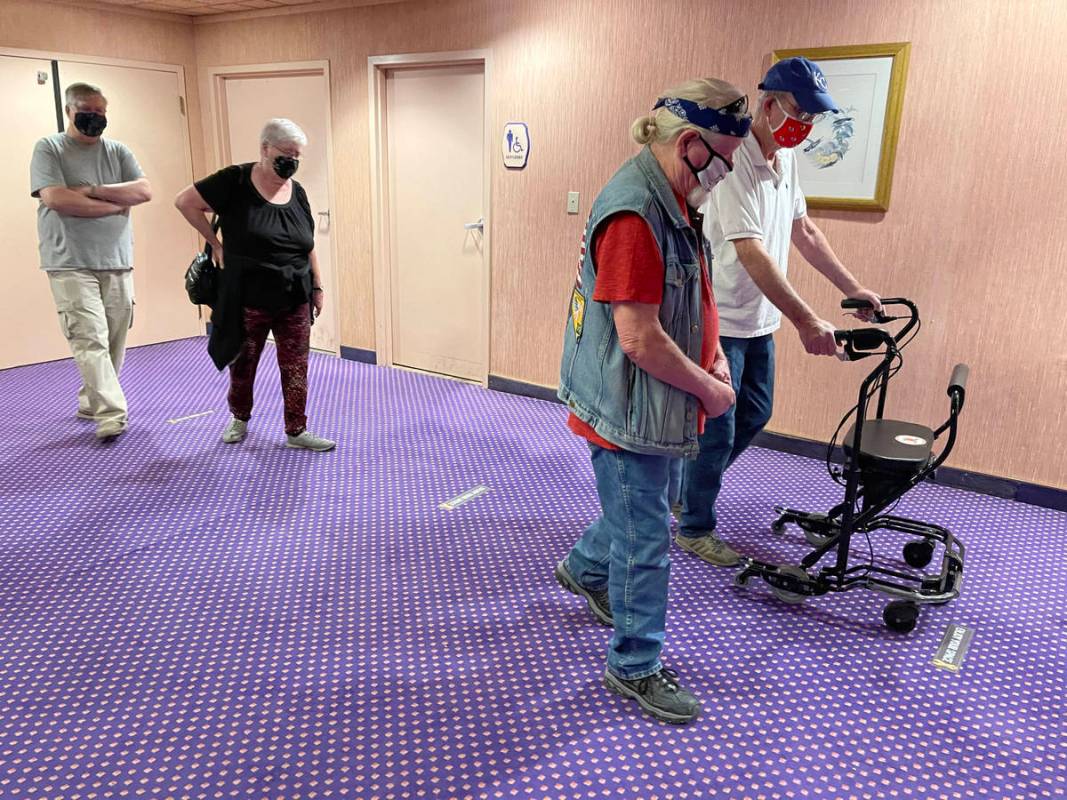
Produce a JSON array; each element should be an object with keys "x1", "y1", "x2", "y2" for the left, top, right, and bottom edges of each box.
[
  {"x1": 554, "y1": 559, "x2": 613, "y2": 626},
  {"x1": 603, "y1": 667, "x2": 701, "y2": 724}
]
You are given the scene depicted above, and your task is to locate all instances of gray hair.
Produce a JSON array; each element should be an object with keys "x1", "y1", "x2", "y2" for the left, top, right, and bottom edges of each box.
[
  {"x1": 757, "y1": 89, "x2": 794, "y2": 117},
  {"x1": 260, "y1": 118, "x2": 308, "y2": 149},
  {"x1": 65, "y1": 82, "x2": 106, "y2": 111},
  {"x1": 631, "y1": 78, "x2": 746, "y2": 145}
]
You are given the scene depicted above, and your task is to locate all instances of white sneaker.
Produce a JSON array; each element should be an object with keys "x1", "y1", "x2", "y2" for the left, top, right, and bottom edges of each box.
[
  {"x1": 222, "y1": 418, "x2": 248, "y2": 443},
  {"x1": 285, "y1": 431, "x2": 336, "y2": 452}
]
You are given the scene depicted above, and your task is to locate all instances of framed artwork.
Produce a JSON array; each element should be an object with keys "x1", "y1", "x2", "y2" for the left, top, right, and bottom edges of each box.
[{"x1": 772, "y1": 42, "x2": 911, "y2": 212}]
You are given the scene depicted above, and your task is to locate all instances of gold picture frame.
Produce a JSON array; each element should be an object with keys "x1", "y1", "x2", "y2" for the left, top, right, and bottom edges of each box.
[{"x1": 772, "y1": 42, "x2": 911, "y2": 212}]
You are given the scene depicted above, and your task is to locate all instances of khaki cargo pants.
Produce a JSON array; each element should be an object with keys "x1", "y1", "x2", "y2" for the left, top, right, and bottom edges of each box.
[{"x1": 47, "y1": 269, "x2": 134, "y2": 429}]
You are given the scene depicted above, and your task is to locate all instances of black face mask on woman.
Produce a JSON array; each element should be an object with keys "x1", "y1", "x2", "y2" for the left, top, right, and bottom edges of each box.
[
  {"x1": 74, "y1": 112, "x2": 107, "y2": 138},
  {"x1": 273, "y1": 155, "x2": 299, "y2": 179}
]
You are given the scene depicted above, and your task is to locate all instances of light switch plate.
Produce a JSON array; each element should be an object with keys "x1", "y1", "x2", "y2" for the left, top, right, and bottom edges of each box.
[{"x1": 567, "y1": 191, "x2": 580, "y2": 214}]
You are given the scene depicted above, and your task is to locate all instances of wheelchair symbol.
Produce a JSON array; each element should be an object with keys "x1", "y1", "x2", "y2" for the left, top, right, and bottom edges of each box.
[{"x1": 503, "y1": 123, "x2": 530, "y2": 169}]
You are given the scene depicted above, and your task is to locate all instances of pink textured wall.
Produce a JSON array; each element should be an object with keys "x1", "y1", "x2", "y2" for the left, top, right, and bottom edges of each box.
[
  {"x1": 194, "y1": 0, "x2": 1067, "y2": 487},
  {"x1": 14, "y1": 0, "x2": 1060, "y2": 486}
]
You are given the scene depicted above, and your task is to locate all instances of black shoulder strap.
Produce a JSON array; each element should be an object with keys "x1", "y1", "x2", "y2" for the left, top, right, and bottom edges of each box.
[{"x1": 203, "y1": 214, "x2": 220, "y2": 256}]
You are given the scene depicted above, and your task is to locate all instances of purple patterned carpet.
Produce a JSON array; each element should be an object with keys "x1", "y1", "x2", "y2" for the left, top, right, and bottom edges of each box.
[{"x1": 1, "y1": 338, "x2": 1064, "y2": 800}]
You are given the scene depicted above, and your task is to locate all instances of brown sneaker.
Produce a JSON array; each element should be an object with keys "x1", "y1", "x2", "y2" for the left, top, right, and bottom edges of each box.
[{"x1": 676, "y1": 533, "x2": 740, "y2": 567}]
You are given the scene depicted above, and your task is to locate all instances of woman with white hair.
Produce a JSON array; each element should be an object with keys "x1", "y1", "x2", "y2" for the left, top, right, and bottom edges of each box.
[
  {"x1": 554, "y1": 78, "x2": 750, "y2": 724},
  {"x1": 175, "y1": 118, "x2": 335, "y2": 452}
]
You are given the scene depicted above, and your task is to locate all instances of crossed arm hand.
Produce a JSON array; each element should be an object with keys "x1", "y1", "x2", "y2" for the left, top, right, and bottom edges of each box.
[{"x1": 39, "y1": 178, "x2": 152, "y2": 219}]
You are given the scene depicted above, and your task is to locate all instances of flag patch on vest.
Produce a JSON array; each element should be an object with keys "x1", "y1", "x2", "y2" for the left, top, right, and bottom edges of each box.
[
  {"x1": 575, "y1": 230, "x2": 587, "y2": 289},
  {"x1": 571, "y1": 288, "x2": 586, "y2": 340}
]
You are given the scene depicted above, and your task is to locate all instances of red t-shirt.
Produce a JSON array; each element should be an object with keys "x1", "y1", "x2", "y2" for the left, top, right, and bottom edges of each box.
[{"x1": 568, "y1": 195, "x2": 719, "y2": 450}]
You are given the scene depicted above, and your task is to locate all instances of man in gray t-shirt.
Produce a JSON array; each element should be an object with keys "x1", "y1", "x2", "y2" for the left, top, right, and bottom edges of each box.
[{"x1": 30, "y1": 82, "x2": 152, "y2": 439}]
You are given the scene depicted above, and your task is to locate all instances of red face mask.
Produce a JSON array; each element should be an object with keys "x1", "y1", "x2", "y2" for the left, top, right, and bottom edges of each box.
[{"x1": 770, "y1": 99, "x2": 813, "y2": 148}]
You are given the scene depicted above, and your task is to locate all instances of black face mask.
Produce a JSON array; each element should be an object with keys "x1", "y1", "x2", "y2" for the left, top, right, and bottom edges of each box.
[
  {"x1": 273, "y1": 155, "x2": 299, "y2": 179},
  {"x1": 73, "y1": 112, "x2": 107, "y2": 138}
]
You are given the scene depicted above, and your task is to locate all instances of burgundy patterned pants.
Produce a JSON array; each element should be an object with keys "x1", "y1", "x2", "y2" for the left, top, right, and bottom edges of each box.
[{"x1": 228, "y1": 305, "x2": 310, "y2": 435}]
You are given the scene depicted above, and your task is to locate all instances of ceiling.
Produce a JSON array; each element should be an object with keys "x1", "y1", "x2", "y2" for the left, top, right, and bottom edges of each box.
[{"x1": 61, "y1": 0, "x2": 328, "y2": 17}]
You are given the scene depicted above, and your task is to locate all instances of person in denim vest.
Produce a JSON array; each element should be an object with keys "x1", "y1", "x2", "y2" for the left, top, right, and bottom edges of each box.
[
  {"x1": 677, "y1": 58, "x2": 882, "y2": 567},
  {"x1": 554, "y1": 78, "x2": 751, "y2": 724}
]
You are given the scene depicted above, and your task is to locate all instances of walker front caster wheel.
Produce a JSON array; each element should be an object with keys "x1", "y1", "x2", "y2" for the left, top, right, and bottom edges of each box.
[
  {"x1": 883, "y1": 600, "x2": 920, "y2": 633},
  {"x1": 904, "y1": 540, "x2": 935, "y2": 569},
  {"x1": 768, "y1": 565, "x2": 809, "y2": 605}
]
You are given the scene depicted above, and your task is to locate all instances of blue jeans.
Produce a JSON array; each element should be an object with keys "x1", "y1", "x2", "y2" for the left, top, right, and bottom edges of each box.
[
  {"x1": 680, "y1": 334, "x2": 775, "y2": 538},
  {"x1": 566, "y1": 445, "x2": 673, "y2": 680},
  {"x1": 668, "y1": 457, "x2": 683, "y2": 508}
]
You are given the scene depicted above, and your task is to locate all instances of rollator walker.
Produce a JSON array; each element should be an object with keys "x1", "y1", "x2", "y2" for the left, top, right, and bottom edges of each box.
[{"x1": 734, "y1": 298, "x2": 969, "y2": 633}]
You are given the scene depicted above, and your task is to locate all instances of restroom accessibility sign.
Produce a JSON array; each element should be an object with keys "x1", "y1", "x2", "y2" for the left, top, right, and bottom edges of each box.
[{"x1": 502, "y1": 123, "x2": 530, "y2": 169}]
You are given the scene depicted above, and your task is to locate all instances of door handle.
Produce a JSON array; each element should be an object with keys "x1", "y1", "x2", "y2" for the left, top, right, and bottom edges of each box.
[{"x1": 464, "y1": 217, "x2": 484, "y2": 232}]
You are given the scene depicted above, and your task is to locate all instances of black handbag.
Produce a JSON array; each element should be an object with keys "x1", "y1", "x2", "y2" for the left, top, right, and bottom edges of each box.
[{"x1": 185, "y1": 215, "x2": 221, "y2": 308}]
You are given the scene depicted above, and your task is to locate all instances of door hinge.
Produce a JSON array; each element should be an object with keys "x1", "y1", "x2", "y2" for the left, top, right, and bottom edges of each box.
[{"x1": 178, "y1": 96, "x2": 186, "y2": 116}]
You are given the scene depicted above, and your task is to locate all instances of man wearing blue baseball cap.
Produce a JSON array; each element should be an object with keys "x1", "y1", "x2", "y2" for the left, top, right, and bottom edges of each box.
[{"x1": 675, "y1": 57, "x2": 883, "y2": 567}]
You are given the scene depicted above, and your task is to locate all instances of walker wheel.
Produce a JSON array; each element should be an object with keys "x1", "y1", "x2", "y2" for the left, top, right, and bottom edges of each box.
[
  {"x1": 733, "y1": 571, "x2": 750, "y2": 588},
  {"x1": 903, "y1": 540, "x2": 935, "y2": 569},
  {"x1": 883, "y1": 600, "x2": 920, "y2": 633},
  {"x1": 770, "y1": 517, "x2": 787, "y2": 533},
  {"x1": 769, "y1": 565, "x2": 809, "y2": 605}
]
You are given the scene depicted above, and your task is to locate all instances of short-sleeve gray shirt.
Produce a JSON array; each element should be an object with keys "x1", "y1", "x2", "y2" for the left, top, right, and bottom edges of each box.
[{"x1": 30, "y1": 133, "x2": 145, "y2": 271}]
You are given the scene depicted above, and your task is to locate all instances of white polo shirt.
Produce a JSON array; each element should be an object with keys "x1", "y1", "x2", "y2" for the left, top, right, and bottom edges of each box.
[{"x1": 702, "y1": 134, "x2": 807, "y2": 338}]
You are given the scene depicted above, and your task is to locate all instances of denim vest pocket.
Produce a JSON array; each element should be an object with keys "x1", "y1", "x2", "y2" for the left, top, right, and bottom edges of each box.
[
  {"x1": 626, "y1": 362, "x2": 643, "y2": 433},
  {"x1": 659, "y1": 259, "x2": 686, "y2": 326}
]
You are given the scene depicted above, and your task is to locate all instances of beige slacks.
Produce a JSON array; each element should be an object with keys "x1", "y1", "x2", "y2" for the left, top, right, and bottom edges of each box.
[{"x1": 47, "y1": 269, "x2": 134, "y2": 429}]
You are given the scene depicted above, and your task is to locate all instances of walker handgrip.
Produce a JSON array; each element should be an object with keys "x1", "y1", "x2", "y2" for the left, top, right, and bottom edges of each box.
[
  {"x1": 841, "y1": 298, "x2": 891, "y2": 324},
  {"x1": 834, "y1": 328, "x2": 891, "y2": 361},
  {"x1": 841, "y1": 298, "x2": 873, "y2": 310},
  {"x1": 847, "y1": 328, "x2": 891, "y2": 351},
  {"x1": 948, "y1": 363, "x2": 969, "y2": 396}
]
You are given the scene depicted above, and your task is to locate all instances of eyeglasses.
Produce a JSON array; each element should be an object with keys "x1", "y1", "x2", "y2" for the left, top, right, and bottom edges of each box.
[{"x1": 777, "y1": 97, "x2": 825, "y2": 124}]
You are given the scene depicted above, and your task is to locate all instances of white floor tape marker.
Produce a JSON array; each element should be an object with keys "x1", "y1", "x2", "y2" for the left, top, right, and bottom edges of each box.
[
  {"x1": 933, "y1": 623, "x2": 974, "y2": 672},
  {"x1": 440, "y1": 485, "x2": 490, "y2": 511},
  {"x1": 167, "y1": 410, "x2": 216, "y2": 425}
]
